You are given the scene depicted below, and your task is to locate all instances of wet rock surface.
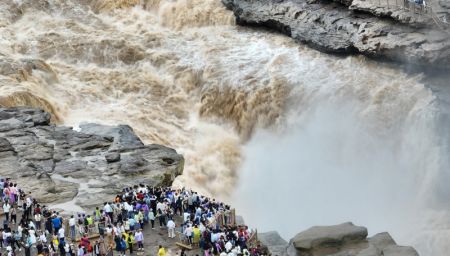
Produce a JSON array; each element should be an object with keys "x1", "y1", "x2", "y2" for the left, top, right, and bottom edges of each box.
[
  {"x1": 0, "y1": 107, "x2": 184, "y2": 208},
  {"x1": 287, "y1": 222, "x2": 419, "y2": 256},
  {"x1": 222, "y1": 0, "x2": 450, "y2": 69}
]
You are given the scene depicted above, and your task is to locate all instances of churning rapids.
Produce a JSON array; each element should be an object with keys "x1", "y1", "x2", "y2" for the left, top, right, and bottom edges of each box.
[{"x1": 0, "y1": 0, "x2": 449, "y2": 255}]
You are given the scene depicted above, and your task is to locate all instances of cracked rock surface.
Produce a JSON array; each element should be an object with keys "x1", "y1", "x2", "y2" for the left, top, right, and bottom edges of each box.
[
  {"x1": 0, "y1": 107, "x2": 184, "y2": 210},
  {"x1": 222, "y1": 0, "x2": 450, "y2": 69}
]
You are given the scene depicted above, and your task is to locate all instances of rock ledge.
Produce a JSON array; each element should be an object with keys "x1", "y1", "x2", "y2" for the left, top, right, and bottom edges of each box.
[
  {"x1": 0, "y1": 107, "x2": 184, "y2": 207},
  {"x1": 222, "y1": 0, "x2": 450, "y2": 70}
]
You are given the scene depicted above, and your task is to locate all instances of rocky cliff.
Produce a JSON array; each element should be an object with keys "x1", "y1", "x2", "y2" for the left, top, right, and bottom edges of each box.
[
  {"x1": 222, "y1": 0, "x2": 450, "y2": 70},
  {"x1": 0, "y1": 107, "x2": 184, "y2": 208}
]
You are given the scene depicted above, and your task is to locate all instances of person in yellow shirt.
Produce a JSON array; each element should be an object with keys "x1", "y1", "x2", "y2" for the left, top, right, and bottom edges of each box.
[
  {"x1": 192, "y1": 225, "x2": 201, "y2": 245},
  {"x1": 158, "y1": 245, "x2": 166, "y2": 256}
]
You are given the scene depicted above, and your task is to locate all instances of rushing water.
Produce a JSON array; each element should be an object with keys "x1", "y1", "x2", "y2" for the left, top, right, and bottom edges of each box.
[{"x1": 0, "y1": 0, "x2": 449, "y2": 255}]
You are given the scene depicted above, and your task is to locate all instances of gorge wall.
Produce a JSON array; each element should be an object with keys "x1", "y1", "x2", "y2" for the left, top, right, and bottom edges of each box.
[{"x1": 222, "y1": 0, "x2": 450, "y2": 69}]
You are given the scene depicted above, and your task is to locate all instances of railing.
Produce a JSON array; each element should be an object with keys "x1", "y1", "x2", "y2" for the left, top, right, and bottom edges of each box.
[
  {"x1": 247, "y1": 229, "x2": 259, "y2": 248},
  {"x1": 206, "y1": 208, "x2": 236, "y2": 229}
]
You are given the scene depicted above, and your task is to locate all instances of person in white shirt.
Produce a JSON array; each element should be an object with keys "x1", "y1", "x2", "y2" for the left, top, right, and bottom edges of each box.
[
  {"x1": 183, "y1": 211, "x2": 190, "y2": 223},
  {"x1": 167, "y1": 219, "x2": 176, "y2": 238},
  {"x1": 104, "y1": 202, "x2": 113, "y2": 219},
  {"x1": 39, "y1": 232, "x2": 47, "y2": 243},
  {"x1": 69, "y1": 215, "x2": 76, "y2": 240},
  {"x1": 184, "y1": 225, "x2": 193, "y2": 244},
  {"x1": 225, "y1": 241, "x2": 233, "y2": 252},
  {"x1": 3, "y1": 202, "x2": 11, "y2": 222},
  {"x1": 58, "y1": 227, "x2": 65, "y2": 241},
  {"x1": 35, "y1": 213, "x2": 42, "y2": 231},
  {"x1": 134, "y1": 229, "x2": 144, "y2": 250}
]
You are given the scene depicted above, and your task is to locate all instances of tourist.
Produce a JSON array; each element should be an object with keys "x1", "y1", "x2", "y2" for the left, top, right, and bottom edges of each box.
[
  {"x1": 58, "y1": 226, "x2": 65, "y2": 242},
  {"x1": 148, "y1": 210, "x2": 155, "y2": 229},
  {"x1": 52, "y1": 214, "x2": 62, "y2": 235},
  {"x1": 77, "y1": 245, "x2": 84, "y2": 256},
  {"x1": 94, "y1": 240, "x2": 101, "y2": 256},
  {"x1": 3, "y1": 201, "x2": 11, "y2": 222},
  {"x1": 126, "y1": 231, "x2": 134, "y2": 254},
  {"x1": 39, "y1": 231, "x2": 47, "y2": 244},
  {"x1": 69, "y1": 215, "x2": 76, "y2": 240},
  {"x1": 120, "y1": 235, "x2": 127, "y2": 256},
  {"x1": 185, "y1": 224, "x2": 193, "y2": 244},
  {"x1": 135, "y1": 228, "x2": 144, "y2": 250},
  {"x1": 35, "y1": 211, "x2": 42, "y2": 231},
  {"x1": 158, "y1": 245, "x2": 166, "y2": 256},
  {"x1": 167, "y1": 218, "x2": 176, "y2": 238}
]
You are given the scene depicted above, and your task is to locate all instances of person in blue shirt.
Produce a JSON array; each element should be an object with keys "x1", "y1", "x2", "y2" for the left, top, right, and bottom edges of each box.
[{"x1": 52, "y1": 216, "x2": 62, "y2": 235}]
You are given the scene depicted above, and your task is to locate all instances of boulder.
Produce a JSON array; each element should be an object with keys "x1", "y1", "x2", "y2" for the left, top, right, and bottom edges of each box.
[
  {"x1": 288, "y1": 223, "x2": 419, "y2": 256},
  {"x1": 79, "y1": 123, "x2": 144, "y2": 150},
  {"x1": 290, "y1": 222, "x2": 368, "y2": 255},
  {"x1": 105, "y1": 152, "x2": 121, "y2": 163}
]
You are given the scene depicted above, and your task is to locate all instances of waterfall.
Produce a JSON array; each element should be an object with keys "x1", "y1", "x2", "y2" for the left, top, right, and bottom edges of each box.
[{"x1": 0, "y1": 0, "x2": 448, "y2": 254}]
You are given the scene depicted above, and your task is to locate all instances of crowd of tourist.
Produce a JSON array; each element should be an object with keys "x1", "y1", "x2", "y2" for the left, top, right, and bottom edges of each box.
[{"x1": 0, "y1": 178, "x2": 265, "y2": 256}]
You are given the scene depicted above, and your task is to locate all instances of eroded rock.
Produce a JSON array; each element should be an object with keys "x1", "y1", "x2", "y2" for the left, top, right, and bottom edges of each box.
[
  {"x1": 287, "y1": 222, "x2": 420, "y2": 256},
  {"x1": 0, "y1": 107, "x2": 184, "y2": 210},
  {"x1": 222, "y1": 0, "x2": 450, "y2": 70}
]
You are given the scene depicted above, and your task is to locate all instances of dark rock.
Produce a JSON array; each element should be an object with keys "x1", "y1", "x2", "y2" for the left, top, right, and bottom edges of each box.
[
  {"x1": 80, "y1": 123, "x2": 144, "y2": 150},
  {"x1": 222, "y1": 0, "x2": 450, "y2": 70},
  {"x1": 0, "y1": 137, "x2": 13, "y2": 152},
  {"x1": 105, "y1": 152, "x2": 121, "y2": 163}
]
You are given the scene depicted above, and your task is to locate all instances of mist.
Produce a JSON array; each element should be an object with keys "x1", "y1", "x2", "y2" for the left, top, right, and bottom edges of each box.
[{"x1": 232, "y1": 96, "x2": 449, "y2": 256}]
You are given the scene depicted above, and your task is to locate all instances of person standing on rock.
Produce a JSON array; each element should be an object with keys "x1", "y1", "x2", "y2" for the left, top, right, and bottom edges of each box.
[
  {"x1": 3, "y1": 201, "x2": 11, "y2": 222},
  {"x1": 9, "y1": 206, "x2": 16, "y2": 225},
  {"x1": 157, "y1": 208, "x2": 166, "y2": 229},
  {"x1": 135, "y1": 229, "x2": 144, "y2": 251},
  {"x1": 104, "y1": 203, "x2": 113, "y2": 221},
  {"x1": 126, "y1": 231, "x2": 134, "y2": 254},
  {"x1": 158, "y1": 245, "x2": 166, "y2": 256},
  {"x1": 69, "y1": 215, "x2": 76, "y2": 240},
  {"x1": 51, "y1": 215, "x2": 62, "y2": 235},
  {"x1": 35, "y1": 211, "x2": 42, "y2": 231},
  {"x1": 167, "y1": 218, "x2": 176, "y2": 238},
  {"x1": 45, "y1": 217, "x2": 53, "y2": 236},
  {"x1": 148, "y1": 210, "x2": 155, "y2": 229}
]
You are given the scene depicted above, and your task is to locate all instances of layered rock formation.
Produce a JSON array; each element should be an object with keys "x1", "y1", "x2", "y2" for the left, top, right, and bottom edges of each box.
[
  {"x1": 286, "y1": 222, "x2": 419, "y2": 256},
  {"x1": 222, "y1": 0, "x2": 450, "y2": 69},
  {"x1": 0, "y1": 107, "x2": 184, "y2": 208}
]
